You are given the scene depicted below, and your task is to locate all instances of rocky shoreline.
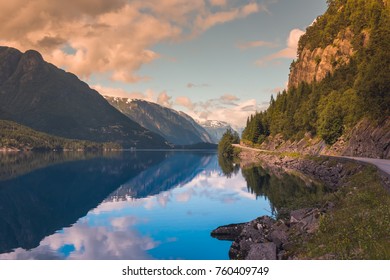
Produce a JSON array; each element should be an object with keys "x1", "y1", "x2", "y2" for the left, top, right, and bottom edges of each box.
[
  {"x1": 211, "y1": 149, "x2": 389, "y2": 259},
  {"x1": 212, "y1": 207, "x2": 326, "y2": 260}
]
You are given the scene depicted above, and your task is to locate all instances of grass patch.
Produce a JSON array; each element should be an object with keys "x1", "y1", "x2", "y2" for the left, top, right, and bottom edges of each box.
[
  {"x1": 304, "y1": 155, "x2": 329, "y2": 164},
  {"x1": 279, "y1": 152, "x2": 302, "y2": 158},
  {"x1": 297, "y1": 165, "x2": 390, "y2": 259}
]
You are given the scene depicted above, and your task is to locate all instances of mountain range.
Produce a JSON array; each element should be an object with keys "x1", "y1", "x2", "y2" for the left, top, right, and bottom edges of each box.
[
  {"x1": 105, "y1": 97, "x2": 213, "y2": 145},
  {"x1": 0, "y1": 46, "x2": 237, "y2": 149},
  {"x1": 0, "y1": 47, "x2": 168, "y2": 149}
]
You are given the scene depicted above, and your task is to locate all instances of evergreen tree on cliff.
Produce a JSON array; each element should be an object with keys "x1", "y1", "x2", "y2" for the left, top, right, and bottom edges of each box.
[{"x1": 242, "y1": 0, "x2": 390, "y2": 146}]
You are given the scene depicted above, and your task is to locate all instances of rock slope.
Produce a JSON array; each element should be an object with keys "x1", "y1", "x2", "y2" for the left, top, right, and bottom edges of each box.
[
  {"x1": 289, "y1": 28, "x2": 355, "y2": 89},
  {"x1": 256, "y1": 118, "x2": 390, "y2": 159}
]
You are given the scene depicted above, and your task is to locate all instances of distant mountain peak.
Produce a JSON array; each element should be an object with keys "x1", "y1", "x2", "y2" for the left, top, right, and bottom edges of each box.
[
  {"x1": 199, "y1": 119, "x2": 230, "y2": 128},
  {"x1": 104, "y1": 97, "x2": 214, "y2": 145},
  {"x1": 197, "y1": 119, "x2": 237, "y2": 143},
  {"x1": 24, "y1": 50, "x2": 44, "y2": 62}
]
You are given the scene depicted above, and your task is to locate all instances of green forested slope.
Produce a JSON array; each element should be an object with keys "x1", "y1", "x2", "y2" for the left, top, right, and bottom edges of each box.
[
  {"x1": 242, "y1": 0, "x2": 390, "y2": 146},
  {"x1": 0, "y1": 47, "x2": 169, "y2": 149},
  {"x1": 0, "y1": 120, "x2": 119, "y2": 151}
]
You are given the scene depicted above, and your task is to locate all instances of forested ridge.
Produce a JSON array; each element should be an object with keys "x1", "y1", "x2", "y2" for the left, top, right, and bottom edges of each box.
[
  {"x1": 242, "y1": 0, "x2": 390, "y2": 146},
  {"x1": 0, "y1": 120, "x2": 120, "y2": 151}
]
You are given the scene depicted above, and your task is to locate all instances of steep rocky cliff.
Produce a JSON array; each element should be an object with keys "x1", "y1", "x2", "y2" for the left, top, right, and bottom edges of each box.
[
  {"x1": 288, "y1": 28, "x2": 355, "y2": 89},
  {"x1": 325, "y1": 118, "x2": 390, "y2": 159},
  {"x1": 242, "y1": 0, "x2": 389, "y2": 159}
]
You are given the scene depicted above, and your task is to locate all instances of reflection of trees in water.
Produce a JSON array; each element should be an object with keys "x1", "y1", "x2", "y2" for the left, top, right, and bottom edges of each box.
[
  {"x1": 0, "y1": 152, "x2": 117, "y2": 181},
  {"x1": 0, "y1": 151, "x2": 217, "y2": 255},
  {"x1": 0, "y1": 152, "x2": 166, "y2": 254},
  {"x1": 218, "y1": 155, "x2": 239, "y2": 178},
  {"x1": 241, "y1": 165, "x2": 326, "y2": 216}
]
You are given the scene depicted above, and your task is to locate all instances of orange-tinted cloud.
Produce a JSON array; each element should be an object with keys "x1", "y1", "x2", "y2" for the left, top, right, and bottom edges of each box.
[
  {"x1": 209, "y1": 0, "x2": 227, "y2": 6},
  {"x1": 194, "y1": 2, "x2": 261, "y2": 33},
  {"x1": 175, "y1": 96, "x2": 195, "y2": 110},
  {"x1": 237, "y1": 40, "x2": 278, "y2": 50},
  {"x1": 92, "y1": 84, "x2": 155, "y2": 100},
  {"x1": 157, "y1": 91, "x2": 173, "y2": 108},
  {"x1": 0, "y1": 0, "x2": 264, "y2": 83}
]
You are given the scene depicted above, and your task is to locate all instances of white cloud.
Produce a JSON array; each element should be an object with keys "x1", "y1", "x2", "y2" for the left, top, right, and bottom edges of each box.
[
  {"x1": 110, "y1": 216, "x2": 138, "y2": 230},
  {"x1": 174, "y1": 94, "x2": 267, "y2": 129},
  {"x1": 0, "y1": 221, "x2": 156, "y2": 260},
  {"x1": 176, "y1": 189, "x2": 196, "y2": 202},
  {"x1": 287, "y1": 28, "x2": 305, "y2": 49},
  {"x1": 198, "y1": 98, "x2": 266, "y2": 128},
  {"x1": 256, "y1": 28, "x2": 305, "y2": 66},
  {"x1": 92, "y1": 84, "x2": 262, "y2": 129}
]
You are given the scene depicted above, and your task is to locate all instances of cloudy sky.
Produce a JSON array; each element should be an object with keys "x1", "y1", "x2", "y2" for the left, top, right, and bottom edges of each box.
[{"x1": 0, "y1": 0, "x2": 327, "y2": 128}]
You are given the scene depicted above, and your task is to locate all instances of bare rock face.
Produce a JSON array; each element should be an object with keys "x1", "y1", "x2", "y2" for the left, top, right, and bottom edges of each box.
[
  {"x1": 342, "y1": 118, "x2": 390, "y2": 159},
  {"x1": 258, "y1": 133, "x2": 326, "y2": 156},
  {"x1": 324, "y1": 118, "x2": 390, "y2": 159},
  {"x1": 253, "y1": 118, "x2": 390, "y2": 159},
  {"x1": 288, "y1": 28, "x2": 355, "y2": 89}
]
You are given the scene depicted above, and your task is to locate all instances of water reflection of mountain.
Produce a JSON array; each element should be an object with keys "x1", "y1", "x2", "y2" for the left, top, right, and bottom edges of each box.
[
  {"x1": 107, "y1": 152, "x2": 216, "y2": 201},
  {"x1": 241, "y1": 164, "x2": 325, "y2": 215},
  {"x1": 0, "y1": 152, "x2": 100, "y2": 181},
  {"x1": 0, "y1": 152, "x2": 166, "y2": 254}
]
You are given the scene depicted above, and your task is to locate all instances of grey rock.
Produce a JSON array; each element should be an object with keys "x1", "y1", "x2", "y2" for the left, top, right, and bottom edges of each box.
[
  {"x1": 269, "y1": 222, "x2": 289, "y2": 248},
  {"x1": 211, "y1": 223, "x2": 246, "y2": 241},
  {"x1": 290, "y1": 208, "x2": 310, "y2": 224},
  {"x1": 290, "y1": 208, "x2": 321, "y2": 234},
  {"x1": 245, "y1": 243, "x2": 277, "y2": 260},
  {"x1": 288, "y1": 28, "x2": 354, "y2": 89}
]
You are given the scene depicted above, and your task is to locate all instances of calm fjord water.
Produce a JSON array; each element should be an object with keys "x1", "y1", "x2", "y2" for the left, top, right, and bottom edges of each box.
[{"x1": 0, "y1": 151, "x2": 318, "y2": 260}]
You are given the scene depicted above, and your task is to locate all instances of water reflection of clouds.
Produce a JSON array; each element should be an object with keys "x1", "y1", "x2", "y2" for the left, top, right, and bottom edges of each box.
[
  {"x1": 175, "y1": 189, "x2": 196, "y2": 203},
  {"x1": 0, "y1": 218, "x2": 156, "y2": 260},
  {"x1": 92, "y1": 168, "x2": 254, "y2": 213},
  {"x1": 180, "y1": 170, "x2": 255, "y2": 202},
  {"x1": 110, "y1": 216, "x2": 138, "y2": 229},
  {"x1": 148, "y1": 170, "x2": 252, "y2": 209},
  {"x1": 0, "y1": 160, "x2": 265, "y2": 260}
]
